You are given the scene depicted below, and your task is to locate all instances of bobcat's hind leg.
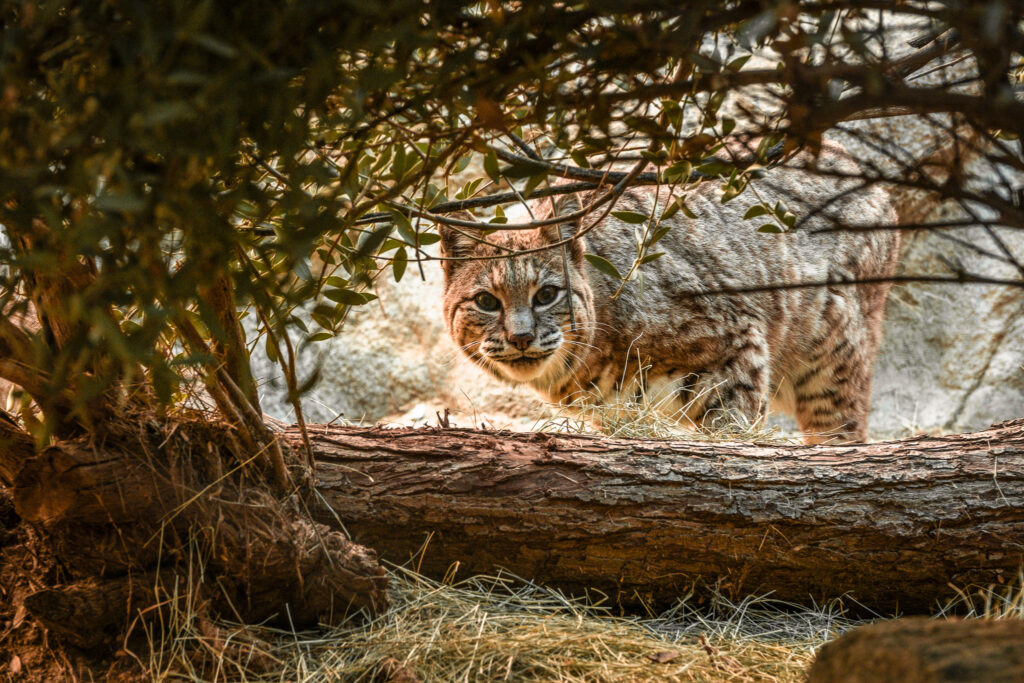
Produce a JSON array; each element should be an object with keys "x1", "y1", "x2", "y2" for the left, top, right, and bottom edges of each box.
[
  {"x1": 791, "y1": 334, "x2": 873, "y2": 444},
  {"x1": 687, "y1": 322, "x2": 771, "y2": 432}
]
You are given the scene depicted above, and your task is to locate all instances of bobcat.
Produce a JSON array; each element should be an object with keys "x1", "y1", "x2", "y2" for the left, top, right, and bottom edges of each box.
[{"x1": 440, "y1": 143, "x2": 899, "y2": 443}]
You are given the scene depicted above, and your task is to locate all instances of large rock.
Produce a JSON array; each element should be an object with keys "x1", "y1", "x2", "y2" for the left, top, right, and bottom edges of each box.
[
  {"x1": 871, "y1": 202, "x2": 1024, "y2": 436},
  {"x1": 250, "y1": 252, "x2": 548, "y2": 429},
  {"x1": 824, "y1": 31, "x2": 1024, "y2": 436}
]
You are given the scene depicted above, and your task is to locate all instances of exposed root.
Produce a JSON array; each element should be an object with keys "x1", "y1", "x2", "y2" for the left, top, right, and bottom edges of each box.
[{"x1": 0, "y1": 408, "x2": 387, "y2": 669}]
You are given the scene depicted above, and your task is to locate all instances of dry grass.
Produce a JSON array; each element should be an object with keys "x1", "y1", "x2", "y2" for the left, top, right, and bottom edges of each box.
[
  {"x1": 534, "y1": 386, "x2": 800, "y2": 444},
  {"x1": 937, "y1": 574, "x2": 1024, "y2": 621},
  {"x1": 133, "y1": 384, "x2": 1021, "y2": 681},
  {"x1": 139, "y1": 567, "x2": 1024, "y2": 682},
  {"x1": 140, "y1": 566, "x2": 870, "y2": 682}
]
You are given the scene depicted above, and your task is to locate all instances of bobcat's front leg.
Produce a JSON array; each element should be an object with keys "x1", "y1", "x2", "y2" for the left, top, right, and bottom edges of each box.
[{"x1": 686, "y1": 322, "x2": 771, "y2": 430}]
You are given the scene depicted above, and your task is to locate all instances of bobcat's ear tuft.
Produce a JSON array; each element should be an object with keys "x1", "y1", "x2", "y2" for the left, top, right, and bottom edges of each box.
[
  {"x1": 541, "y1": 192, "x2": 585, "y2": 264},
  {"x1": 438, "y1": 212, "x2": 482, "y2": 278}
]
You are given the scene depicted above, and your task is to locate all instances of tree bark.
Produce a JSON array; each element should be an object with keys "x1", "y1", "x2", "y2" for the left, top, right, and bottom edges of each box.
[
  {"x1": 3, "y1": 422, "x2": 388, "y2": 646},
  {"x1": 23, "y1": 573, "x2": 162, "y2": 650},
  {"x1": 6, "y1": 418, "x2": 1023, "y2": 648},
  {"x1": 808, "y1": 617, "x2": 1024, "y2": 682},
  {"x1": 302, "y1": 419, "x2": 1024, "y2": 613}
]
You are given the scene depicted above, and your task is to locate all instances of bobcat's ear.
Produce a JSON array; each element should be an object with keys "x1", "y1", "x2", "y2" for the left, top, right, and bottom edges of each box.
[
  {"x1": 438, "y1": 212, "x2": 482, "y2": 278},
  {"x1": 541, "y1": 192, "x2": 584, "y2": 264}
]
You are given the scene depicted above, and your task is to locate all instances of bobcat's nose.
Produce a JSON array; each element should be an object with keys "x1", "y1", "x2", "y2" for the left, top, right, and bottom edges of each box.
[{"x1": 507, "y1": 331, "x2": 535, "y2": 351}]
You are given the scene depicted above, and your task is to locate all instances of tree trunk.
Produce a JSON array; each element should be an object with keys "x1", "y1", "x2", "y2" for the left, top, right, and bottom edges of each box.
[
  {"x1": 303, "y1": 419, "x2": 1024, "y2": 613},
  {"x1": 808, "y1": 617, "x2": 1024, "y2": 682},
  {"x1": 2, "y1": 420, "x2": 388, "y2": 651}
]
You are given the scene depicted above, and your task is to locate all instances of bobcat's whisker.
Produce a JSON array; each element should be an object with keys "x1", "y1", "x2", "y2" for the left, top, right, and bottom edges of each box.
[
  {"x1": 561, "y1": 340, "x2": 601, "y2": 353},
  {"x1": 438, "y1": 340, "x2": 485, "y2": 366},
  {"x1": 556, "y1": 348, "x2": 590, "y2": 374}
]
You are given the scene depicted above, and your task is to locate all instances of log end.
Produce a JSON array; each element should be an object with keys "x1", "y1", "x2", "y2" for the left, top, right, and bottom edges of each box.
[{"x1": 809, "y1": 617, "x2": 1024, "y2": 683}]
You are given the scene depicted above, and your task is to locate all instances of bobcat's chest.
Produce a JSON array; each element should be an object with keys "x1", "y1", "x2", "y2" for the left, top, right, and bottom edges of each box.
[{"x1": 534, "y1": 354, "x2": 716, "y2": 427}]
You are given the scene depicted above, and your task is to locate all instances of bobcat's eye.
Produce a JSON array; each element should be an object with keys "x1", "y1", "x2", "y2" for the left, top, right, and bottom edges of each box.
[
  {"x1": 474, "y1": 292, "x2": 501, "y2": 311},
  {"x1": 534, "y1": 285, "x2": 560, "y2": 307}
]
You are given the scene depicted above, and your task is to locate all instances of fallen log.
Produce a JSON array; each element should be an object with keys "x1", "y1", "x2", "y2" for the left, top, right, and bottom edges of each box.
[
  {"x1": 302, "y1": 419, "x2": 1024, "y2": 613},
  {"x1": 808, "y1": 617, "x2": 1024, "y2": 682},
  {"x1": 7, "y1": 417, "x2": 1024, "y2": 645}
]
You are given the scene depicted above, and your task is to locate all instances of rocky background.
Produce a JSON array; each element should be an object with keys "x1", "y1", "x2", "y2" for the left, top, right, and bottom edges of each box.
[
  {"x1": 870, "y1": 217, "x2": 1024, "y2": 436},
  {"x1": 251, "y1": 211, "x2": 1024, "y2": 440},
  {"x1": 252, "y1": 25, "x2": 1024, "y2": 440}
]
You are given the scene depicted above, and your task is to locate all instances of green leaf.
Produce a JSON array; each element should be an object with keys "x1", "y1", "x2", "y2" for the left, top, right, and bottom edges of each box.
[
  {"x1": 355, "y1": 224, "x2": 391, "y2": 258},
  {"x1": 455, "y1": 177, "x2": 483, "y2": 200},
  {"x1": 191, "y1": 34, "x2": 238, "y2": 58},
  {"x1": 311, "y1": 313, "x2": 335, "y2": 332},
  {"x1": 369, "y1": 146, "x2": 393, "y2": 174},
  {"x1": 392, "y1": 145, "x2": 408, "y2": 179},
  {"x1": 639, "y1": 252, "x2": 665, "y2": 265},
  {"x1": 584, "y1": 253, "x2": 623, "y2": 279},
  {"x1": 691, "y1": 52, "x2": 721, "y2": 73},
  {"x1": 743, "y1": 204, "x2": 770, "y2": 219},
  {"x1": 570, "y1": 150, "x2": 590, "y2": 168},
  {"x1": 679, "y1": 198, "x2": 698, "y2": 219},
  {"x1": 523, "y1": 172, "x2": 547, "y2": 197},
  {"x1": 95, "y1": 192, "x2": 147, "y2": 213},
  {"x1": 139, "y1": 101, "x2": 196, "y2": 126},
  {"x1": 727, "y1": 54, "x2": 751, "y2": 71},
  {"x1": 611, "y1": 210, "x2": 648, "y2": 224},
  {"x1": 392, "y1": 248, "x2": 408, "y2": 282},
  {"x1": 296, "y1": 367, "x2": 322, "y2": 396},
  {"x1": 324, "y1": 288, "x2": 373, "y2": 305},
  {"x1": 757, "y1": 135, "x2": 785, "y2": 161},
  {"x1": 697, "y1": 158, "x2": 734, "y2": 177},
  {"x1": 307, "y1": 332, "x2": 334, "y2": 343},
  {"x1": 660, "y1": 201, "x2": 680, "y2": 221},
  {"x1": 648, "y1": 225, "x2": 672, "y2": 245},
  {"x1": 380, "y1": 238, "x2": 405, "y2": 253},
  {"x1": 490, "y1": 204, "x2": 507, "y2": 224},
  {"x1": 293, "y1": 257, "x2": 313, "y2": 281},
  {"x1": 325, "y1": 276, "x2": 349, "y2": 288},
  {"x1": 484, "y1": 150, "x2": 501, "y2": 183},
  {"x1": 503, "y1": 160, "x2": 541, "y2": 179},
  {"x1": 422, "y1": 182, "x2": 447, "y2": 208},
  {"x1": 758, "y1": 223, "x2": 783, "y2": 233},
  {"x1": 392, "y1": 212, "x2": 417, "y2": 245},
  {"x1": 663, "y1": 160, "x2": 692, "y2": 183},
  {"x1": 151, "y1": 362, "x2": 177, "y2": 406},
  {"x1": 641, "y1": 149, "x2": 667, "y2": 165}
]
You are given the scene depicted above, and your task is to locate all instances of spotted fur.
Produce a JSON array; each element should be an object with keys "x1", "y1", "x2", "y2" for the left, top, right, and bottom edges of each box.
[{"x1": 441, "y1": 143, "x2": 899, "y2": 443}]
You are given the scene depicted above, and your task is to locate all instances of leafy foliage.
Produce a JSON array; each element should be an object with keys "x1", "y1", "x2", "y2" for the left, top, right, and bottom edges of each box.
[{"x1": 0, "y1": 1, "x2": 1022, "y2": 439}]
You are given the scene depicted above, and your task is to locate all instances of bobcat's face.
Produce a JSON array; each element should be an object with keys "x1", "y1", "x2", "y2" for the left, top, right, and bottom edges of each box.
[{"x1": 440, "y1": 218, "x2": 595, "y2": 389}]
